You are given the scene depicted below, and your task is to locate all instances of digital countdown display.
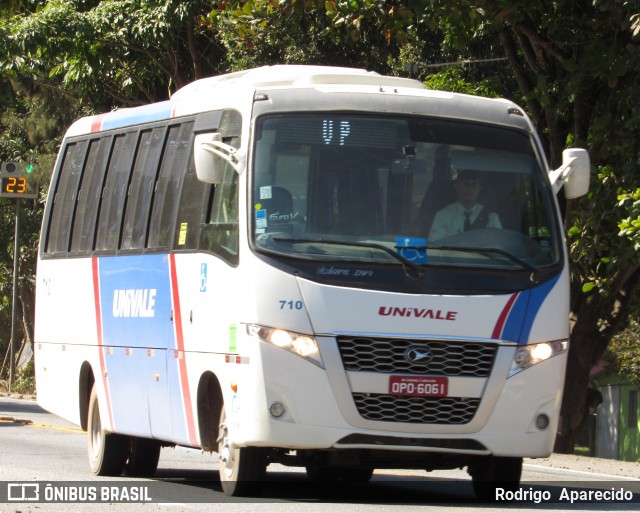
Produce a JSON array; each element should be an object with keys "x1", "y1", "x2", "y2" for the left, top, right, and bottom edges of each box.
[
  {"x1": 2, "y1": 176, "x2": 28, "y2": 194},
  {"x1": 0, "y1": 162, "x2": 38, "y2": 199}
]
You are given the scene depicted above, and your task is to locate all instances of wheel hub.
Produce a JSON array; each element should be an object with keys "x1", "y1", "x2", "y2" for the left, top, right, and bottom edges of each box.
[{"x1": 217, "y1": 424, "x2": 234, "y2": 478}]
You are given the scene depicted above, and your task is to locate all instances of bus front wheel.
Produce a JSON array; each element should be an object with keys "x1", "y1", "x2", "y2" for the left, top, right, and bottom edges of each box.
[
  {"x1": 469, "y1": 456, "x2": 523, "y2": 501},
  {"x1": 87, "y1": 385, "x2": 128, "y2": 476},
  {"x1": 217, "y1": 405, "x2": 266, "y2": 496},
  {"x1": 306, "y1": 465, "x2": 374, "y2": 483}
]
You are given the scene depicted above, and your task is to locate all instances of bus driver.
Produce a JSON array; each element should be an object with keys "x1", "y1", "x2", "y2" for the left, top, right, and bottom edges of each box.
[{"x1": 429, "y1": 170, "x2": 502, "y2": 241}]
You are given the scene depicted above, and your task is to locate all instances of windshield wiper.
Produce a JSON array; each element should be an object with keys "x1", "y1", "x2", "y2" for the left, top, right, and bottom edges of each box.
[
  {"x1": 429, "y1": 245, "x2": 540, "y2": 280},
  {"x1": 272, "y1": 237, "x2": 425, "y2": 279}
]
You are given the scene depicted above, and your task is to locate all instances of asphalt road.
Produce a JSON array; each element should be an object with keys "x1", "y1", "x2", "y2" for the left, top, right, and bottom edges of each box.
[{"x1": 1, "y1": 395, "x2": 638, "y2": 513}]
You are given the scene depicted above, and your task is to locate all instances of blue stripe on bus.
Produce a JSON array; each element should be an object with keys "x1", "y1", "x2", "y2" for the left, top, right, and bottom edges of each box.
[
  {"x1": 99, "y1": 100, "x2": 175, "y2": 131},
  {"x1": 500, "y1": 292, "x2": 528, "y2": 343},
  {"x1": 501, "y1": 273, "x2": 561, "y2": 344},
  {"x1": 518, "y1": 273, "x2": 561, "y2": 343}
]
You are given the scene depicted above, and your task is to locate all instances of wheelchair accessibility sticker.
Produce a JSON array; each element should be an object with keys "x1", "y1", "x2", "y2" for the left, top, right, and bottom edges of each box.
[{"x1": 395, "y1": 236, "x2": 428, "y2": 264}]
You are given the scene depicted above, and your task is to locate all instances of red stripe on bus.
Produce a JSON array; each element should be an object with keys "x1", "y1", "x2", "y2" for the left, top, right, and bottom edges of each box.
[
  {"x1": 169, "y1": 253, "x2": 198, "y2": 447},
  {"x1": 492, "y1": 293, "x2": 519, "y2": 340},
  {"x1": 90, "y1": 114, "x2": 106, "y2": 133},
  {"x1": 91, "y1": 257, "x2": 115, "y2": 430}
]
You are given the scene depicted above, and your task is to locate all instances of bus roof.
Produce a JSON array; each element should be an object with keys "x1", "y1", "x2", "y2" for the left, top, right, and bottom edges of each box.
[
  {"x1": 63, "y1": 66, "x2": 426, "y2": 137},
  {"x1": 63, "y1": 65, "x2": 522, "y2": 138}
]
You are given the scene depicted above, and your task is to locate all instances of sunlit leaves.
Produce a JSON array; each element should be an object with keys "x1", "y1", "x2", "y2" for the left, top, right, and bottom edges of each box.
[
  {"x1": 607, "y1": 317, "x2": 640, "y2": 386},
  {"x1": 1, "y1": 1, "x2": 222, "y2": 109},
  {"x1": 618, "y1": 188, "x2": 640, "y2": 251}
]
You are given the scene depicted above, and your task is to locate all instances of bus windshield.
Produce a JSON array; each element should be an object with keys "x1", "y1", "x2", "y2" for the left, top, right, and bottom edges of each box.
[{"x1": 252, "y1": 113, "x2": 561, "y2": 273}]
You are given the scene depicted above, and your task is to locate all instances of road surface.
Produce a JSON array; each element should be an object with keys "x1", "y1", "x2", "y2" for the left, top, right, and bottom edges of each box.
[{"x1": 1, "y1": 394, "x2": 638, "y2": 512}]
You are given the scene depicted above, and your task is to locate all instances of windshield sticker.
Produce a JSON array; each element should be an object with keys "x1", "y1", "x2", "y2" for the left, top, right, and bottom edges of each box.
[
  {"x1": 395, "y1": 236, "x2": 428, "y2": 264},
  {"x1": 178, "y1": 223, "x2": 188, "y2": 245},
  {"x1": 255, "y1": 208, "x2": 267, "y2": 229},
  {"x1": 260, "y1": 186, "x2": 273, "y2": 199}
]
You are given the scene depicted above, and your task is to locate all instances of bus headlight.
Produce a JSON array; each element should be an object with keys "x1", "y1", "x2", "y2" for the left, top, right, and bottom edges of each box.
[
  {"x1": 247, "y1": 325, "x2": 324, "y2": 368},
  {"x1": 508, "y1": 340, "x2": 568, "y2": 377}
]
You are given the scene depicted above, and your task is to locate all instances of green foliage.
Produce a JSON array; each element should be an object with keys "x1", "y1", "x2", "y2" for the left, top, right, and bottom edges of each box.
[
  {"x1": 0, "y1": 87, "x2": 59, "y2": 373},
  {"x1": 423, "y1": 66, "x2": 501, "y2": 97},
  {"x1": 567, "y1": 64, "x2": 640, "y2": 303},
  {"x1": 207, "y1": 0, "x2": 413, "y2": 73},
  {"x1": 618, "y1": 188, "x2": 640, "y2": 251},
  {"x1": 0, "y1": 357, "x2": 35, "y2": 394},
  {"x1": 1, "y1": 0, "x2": 223, "y2": 109},
  {"x1": 607, "y1": 317, "x2": 640, "y2": 386}
]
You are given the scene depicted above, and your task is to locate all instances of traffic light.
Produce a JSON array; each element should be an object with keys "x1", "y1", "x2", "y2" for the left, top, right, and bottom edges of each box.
[{"x1": 0, "y1": 162, "x2": 38, "y2": 199}]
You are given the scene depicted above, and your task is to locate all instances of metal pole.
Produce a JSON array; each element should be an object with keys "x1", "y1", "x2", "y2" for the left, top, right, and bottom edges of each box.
[{"x1": 9, "y1": 199, "x2": 21, "y2": 392}]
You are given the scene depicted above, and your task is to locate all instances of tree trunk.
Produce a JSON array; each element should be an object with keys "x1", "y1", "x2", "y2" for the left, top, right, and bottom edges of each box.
[
  {"x1": 19, "y1": 284, "x2": 34, "y2": 349},
  {"x1": 555, "y1": 296, "x2": 606, "y2": 453},
  {"x1": 555, "y1": 333, "x2": 592, "y2": 452}
]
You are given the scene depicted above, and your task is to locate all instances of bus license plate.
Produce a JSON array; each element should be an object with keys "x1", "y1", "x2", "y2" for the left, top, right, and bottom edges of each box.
[{"x1": 389, "y1": 376, "x2": 448, "y2": 397}]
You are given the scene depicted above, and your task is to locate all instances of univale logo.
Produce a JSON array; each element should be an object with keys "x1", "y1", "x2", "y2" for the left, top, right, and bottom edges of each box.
[
  {"x1": 378, "y1": 306, "x2": 457, "y2": 321},
  {"x1": 112, "y1": 289, "x2": 157, "y2": 318}
]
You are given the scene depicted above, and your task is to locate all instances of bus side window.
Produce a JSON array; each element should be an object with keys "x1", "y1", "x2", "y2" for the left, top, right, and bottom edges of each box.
[
  {"x1": 121, "y1": 128, "x2": 165, "y2": 250},
  {"x1": 201, "y1": 166, "x2": 239, "y2": 265},
  {"x1": 173, "y1": 155, "x2": 211, "y2": 251},
  {"x1": 46, "y1": 140, "x2": 88, "y2": 255},
  {"x1": 147, "y1": 122, "x2": 193, "y2": 250},
  {"x1": 198, "y1": 109, "x2": 241, "y2": 263},
  {"x1": 95, "y1": 132, "x2": 137, "y2": 252},
  {"x1": 70, "y1": 137, "x2": 112, "y2": 253}
]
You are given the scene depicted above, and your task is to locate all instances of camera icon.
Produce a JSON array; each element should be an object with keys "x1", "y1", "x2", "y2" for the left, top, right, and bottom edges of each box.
[{"x1": 7, "y1": 483, "x2": 39, "y2": 501}]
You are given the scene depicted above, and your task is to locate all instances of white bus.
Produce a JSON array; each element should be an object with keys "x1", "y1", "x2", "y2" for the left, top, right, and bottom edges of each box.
[{"x1": 35, "y1": 65, "x2": 589, "y2": 498}]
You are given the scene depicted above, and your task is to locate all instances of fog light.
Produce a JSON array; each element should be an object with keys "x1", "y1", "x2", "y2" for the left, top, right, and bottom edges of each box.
[
  {"x1": 535, "y1": 413, "x2": 550, "y2": 430},
  {"x1": 269, "y1": 401, "x2": 286, "y2": 419}
]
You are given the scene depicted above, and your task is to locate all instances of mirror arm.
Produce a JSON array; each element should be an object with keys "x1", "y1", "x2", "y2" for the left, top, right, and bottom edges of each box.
[
  {"x1": 549, "y1": 156, "x2": 578, "y2": 194},
  {"x1": 200, "y1": 140, "x2": 245, "y2": 174}
]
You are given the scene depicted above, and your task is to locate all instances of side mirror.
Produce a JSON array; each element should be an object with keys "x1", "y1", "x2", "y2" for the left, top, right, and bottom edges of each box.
[
  {"x1": 194, "y1": 132, "x2": 245, "y2": 183},
  {"x1": 549, "y1": 148, "x2": 590, "y2": 199}
]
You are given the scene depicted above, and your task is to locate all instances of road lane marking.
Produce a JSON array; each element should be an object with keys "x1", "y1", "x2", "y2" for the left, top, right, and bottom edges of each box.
[
  {"x1": 0, "y1": 416, "x2": 84, "y2": 433},
  {"x1": 524, "y1": 463, "x2": 640, "y2": 481}
]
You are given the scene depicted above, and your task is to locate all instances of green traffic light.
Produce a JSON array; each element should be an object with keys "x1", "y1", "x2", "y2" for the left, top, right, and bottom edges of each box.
[{"x1": 25, "y1": 163, "x2": 34, "y2": 174}]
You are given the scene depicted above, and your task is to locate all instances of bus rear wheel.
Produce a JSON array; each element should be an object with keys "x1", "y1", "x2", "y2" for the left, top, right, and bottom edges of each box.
[
  {"x1": 124, "y1": 437, "x2": 161, "y2": 477},
  {"x1": 87, "y1": 385, "x2": 128, "y2": 476},
  {"x1": 217, "y1": 405, "x2": 266, "y2": 496}
]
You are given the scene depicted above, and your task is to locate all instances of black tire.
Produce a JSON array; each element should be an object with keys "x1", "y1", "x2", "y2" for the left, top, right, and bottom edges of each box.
[
  {"x1": 124, "y1": 437, "x2": 161, "y2": 477},
  {"x1": 342, "y1": 467, "x2": 374, "y2": 483},
  {"x1": 306, "y1": 465, "x2": 374, "y2": 483},
  {"x1": 217, "y1": 405, "x2": 267, "y2": 496},
  {"x1": 87, "y1": 385, "x2": 128, "y2": 476},
  {"x1": 469, "y1": 456, "x2": 523, "y2": 502},
  {"x1": 305, "y1": 465, "x2": 340, "y2": 482}
]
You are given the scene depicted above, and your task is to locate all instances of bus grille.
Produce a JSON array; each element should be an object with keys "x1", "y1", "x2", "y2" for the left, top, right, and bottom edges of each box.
[
  {"x1": 337, "y1": 336, "x2": 497, "y2": 377},
  {"x1": 353, "y1": 394, "x2": 480, "y2": 424}
]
